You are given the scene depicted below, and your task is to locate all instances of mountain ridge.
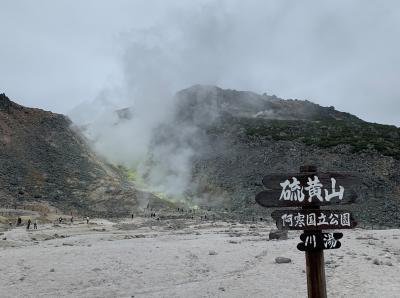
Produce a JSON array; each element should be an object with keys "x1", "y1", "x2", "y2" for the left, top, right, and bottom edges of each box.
[
  {"x1": 175, "y1": 85, "x2": 364, "y2": 124},
  {"x1": 154, "y1": 85, "x2": 400, "y2": 226},
  {"x1": 0, "y1": 93, "x2": 166, "y2": 216}
]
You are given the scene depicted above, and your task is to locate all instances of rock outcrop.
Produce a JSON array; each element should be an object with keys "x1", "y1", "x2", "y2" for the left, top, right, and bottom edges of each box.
[
  {"x1": 0, "y1": 93, "x2": 163, "y2": 216},
  {"x1": 169, "y1": 86, "x2": 400, "y2": 226}
]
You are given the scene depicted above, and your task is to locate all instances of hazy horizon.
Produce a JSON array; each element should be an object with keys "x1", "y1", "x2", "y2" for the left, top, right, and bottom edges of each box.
[{"x1": 1, "y1": 0, "x2": 400, "y2": 127}]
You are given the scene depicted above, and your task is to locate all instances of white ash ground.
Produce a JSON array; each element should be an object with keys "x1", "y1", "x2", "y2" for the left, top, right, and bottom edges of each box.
[{"x1": 0, "y1": 216, "x2": 399, "y2": 298}]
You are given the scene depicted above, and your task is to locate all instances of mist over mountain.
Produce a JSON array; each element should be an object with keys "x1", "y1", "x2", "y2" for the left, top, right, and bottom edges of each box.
[
  {"x1": 1, "y1": 83, "x2": 398, "y2": 225},
  {"x1": 74, "y1": 85, "x2": 400, "y2": 226}
]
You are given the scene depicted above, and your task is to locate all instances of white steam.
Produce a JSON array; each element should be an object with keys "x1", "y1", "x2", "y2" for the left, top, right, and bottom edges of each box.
[
  {"x1": 68, "y1": 0, "x2": 400, "y2": 202},
  {"x1": 69, "y1": 3, "x2": 235, "y2": 201}
]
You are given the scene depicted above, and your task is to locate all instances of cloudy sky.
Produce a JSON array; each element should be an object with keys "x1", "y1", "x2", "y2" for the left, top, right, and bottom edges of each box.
[{"x1": 1, "y1": 0, "x2": 400, "y2": 126}]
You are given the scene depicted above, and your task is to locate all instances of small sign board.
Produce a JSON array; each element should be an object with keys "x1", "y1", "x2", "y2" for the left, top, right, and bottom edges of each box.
[
  {"x1": 256, "y1": 173, "x2": 358, "y2": 207},
  {"x1": 271, "y1": 209, "x2": 357, "y2": 230},
  {"x1": 297, "y1": 233, "x2": 343, "y2": 251}
]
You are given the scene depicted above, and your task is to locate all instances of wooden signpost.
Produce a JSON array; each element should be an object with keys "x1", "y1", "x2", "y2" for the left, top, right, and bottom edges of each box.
[{"x1": 255, "y1": 165, "x2": 358, "y2": 298}]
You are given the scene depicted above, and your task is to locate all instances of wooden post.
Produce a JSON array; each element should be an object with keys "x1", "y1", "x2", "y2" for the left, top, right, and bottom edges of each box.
[
  {"x1": 304, "y1": 229, "x2": 327, "y2": 298},
  {"x1": 301, "y1": 165, "x2": 327, "y2": 298}
]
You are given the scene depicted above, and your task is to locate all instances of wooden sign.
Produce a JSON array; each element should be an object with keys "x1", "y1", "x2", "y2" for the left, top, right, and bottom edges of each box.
[
  {"x1": 297, "y1": 233, "x2": 343, "y2": 251},
  {"x1": 256, "y1": 172, "x2": 358, "y2": 207},
  {"x1": 271, "y1": 209, "x2": 357, "y2": 230},
  {"x1": 255, "y1": 166, "x2": 359, "y2": 298}
]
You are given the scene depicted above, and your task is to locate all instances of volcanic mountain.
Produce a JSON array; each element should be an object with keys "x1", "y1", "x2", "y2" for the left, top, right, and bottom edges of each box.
[
  {"x1": 149, "y1": 85, "x2": 400, "y2": 226},
  {"x1": 0, "y1": 93, "x2": 164, "y2": 216},
  {"x1": 5, "y1": 85, "x2": 400, "y2": 226}
]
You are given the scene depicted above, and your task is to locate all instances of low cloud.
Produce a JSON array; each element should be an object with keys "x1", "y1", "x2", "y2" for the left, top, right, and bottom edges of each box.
[{"x1": 66, "y1": 0, "x2": 400, "y2": 203}]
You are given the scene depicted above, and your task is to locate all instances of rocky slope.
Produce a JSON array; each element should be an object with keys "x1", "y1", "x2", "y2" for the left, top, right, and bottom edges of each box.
[
  {"x1": 161, "y1": 85, "x2": 400, "y2": 226},
  {"x1": 0, "y1": 94, "x2": 164, "y2": 216}
]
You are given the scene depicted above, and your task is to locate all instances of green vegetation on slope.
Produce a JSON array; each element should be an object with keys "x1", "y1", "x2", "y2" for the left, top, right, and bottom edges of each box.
[{"x1": 212, "y1": 117, "x2": 400, "y2": 159}]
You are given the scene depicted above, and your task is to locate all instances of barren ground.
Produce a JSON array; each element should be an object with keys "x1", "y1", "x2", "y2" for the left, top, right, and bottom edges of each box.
[{"x1": 0, "y1": 214, "x2": 399, "y2": 298}]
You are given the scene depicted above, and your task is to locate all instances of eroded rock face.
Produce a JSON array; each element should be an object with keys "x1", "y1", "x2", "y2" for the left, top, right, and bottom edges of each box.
[
  {"x1": 0, "y1": 94, "x2": 160, "y2": 216},
  {"x1": 164, "y1": 86, "x2": 400, "y2": 226},
  {"x1": 192, "y1": 132, "x2": 400, "y2": 226}
]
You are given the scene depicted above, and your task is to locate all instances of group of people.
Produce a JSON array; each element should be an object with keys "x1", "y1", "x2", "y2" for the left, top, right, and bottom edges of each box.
[
  {"x1": 57, "y1": 216, "x2": 89, "y2": 224},
  {"x1": 58, "y1": 217, "x2": 75, "y2": 224},
  {"x1": 26, "y1": 219, "x2": 38, "y2": 230},
  {"x1": 9, "y1": 215, "x2": 91, "y2": 231},
  {"x1": 177, "y1": 208, "x2": 196, "y2": 214},
  {"x1": 10, "y1": 217, "x2": 38, "y2": 230}
]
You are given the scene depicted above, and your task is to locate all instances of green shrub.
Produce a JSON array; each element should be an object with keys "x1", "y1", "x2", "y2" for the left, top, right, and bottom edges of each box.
[{"x1": 221, "y1": 117, "x2": 400, "y2": 159}]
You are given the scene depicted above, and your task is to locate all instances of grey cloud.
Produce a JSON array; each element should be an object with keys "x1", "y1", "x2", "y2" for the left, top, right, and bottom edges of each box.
[
  {"x1": 3, "y1": 0, "x2": 400, "y2": 205},
  {"x1": 0, "y1": 0, "x2": 399, "y2": 126}
]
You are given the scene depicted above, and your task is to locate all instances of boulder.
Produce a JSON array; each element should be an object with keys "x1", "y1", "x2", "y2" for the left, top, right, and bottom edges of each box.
[
  {"x1": 275, "y1": 257, "x2": 292, "y2": 264},
  {"x1": 269, "y1": 230, "x2": 288, "y2": 240}
]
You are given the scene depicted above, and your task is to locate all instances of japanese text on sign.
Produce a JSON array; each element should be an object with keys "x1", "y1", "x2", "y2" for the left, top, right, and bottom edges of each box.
[
  {"x1": 279, "y1": 176, "x2": 344, "y2": 202},
  {"x1": 281, "y1": 212, "x2": 351, "y2": 228},
  {"x1": 304, "y1": 233, "x2": 339, "y2": 249}
]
